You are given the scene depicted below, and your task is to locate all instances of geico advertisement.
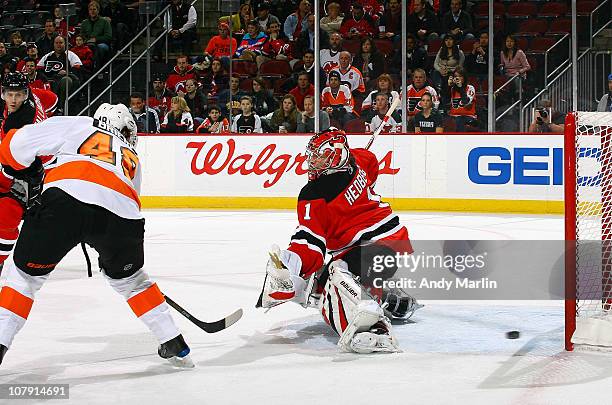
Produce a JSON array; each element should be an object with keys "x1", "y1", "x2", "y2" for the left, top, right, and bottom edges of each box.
[
  {"x1": 137, "y1": 134, "x2": 563, "y2": 201},
  {"x1": 137, "y1": 134, "x2": 409, "y2": 197},
  {"x1": 446, "y1": 135, "x2": 564, "y2": 199}
]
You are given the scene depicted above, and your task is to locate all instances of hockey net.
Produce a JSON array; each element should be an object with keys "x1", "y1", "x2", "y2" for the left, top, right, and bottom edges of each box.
[{"x1": 565, "y1": 111, "x2": 612, "y2": 351}]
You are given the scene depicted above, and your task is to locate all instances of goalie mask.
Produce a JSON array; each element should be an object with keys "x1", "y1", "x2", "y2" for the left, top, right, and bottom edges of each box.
[
  {"x1": 306, "y1": 128, "x2": 351, "y2": 181},
  {"x1": 93, "y1": 103, "x2": 138, "y2": 147}
]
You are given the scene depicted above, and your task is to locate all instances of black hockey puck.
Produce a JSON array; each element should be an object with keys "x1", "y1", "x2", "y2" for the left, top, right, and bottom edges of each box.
[{"x1": 506, "y1": 331, "x2": 520, "y2": 339}]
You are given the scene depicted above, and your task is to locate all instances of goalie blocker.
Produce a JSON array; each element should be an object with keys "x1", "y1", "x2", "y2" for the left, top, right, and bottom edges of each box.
[{"x1": 257, "y1": 129, "x2": 421, "y2": 353}]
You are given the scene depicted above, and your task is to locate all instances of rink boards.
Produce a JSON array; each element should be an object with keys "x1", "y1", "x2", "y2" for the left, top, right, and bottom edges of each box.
[{"x1": 136, "y1": 133, "x2": 564, "y2": 214}]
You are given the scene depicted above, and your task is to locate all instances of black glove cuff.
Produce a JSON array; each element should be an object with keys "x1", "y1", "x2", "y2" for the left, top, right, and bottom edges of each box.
[{"x1": 3, "y1": 157, "x2": 43, "y2": 181}]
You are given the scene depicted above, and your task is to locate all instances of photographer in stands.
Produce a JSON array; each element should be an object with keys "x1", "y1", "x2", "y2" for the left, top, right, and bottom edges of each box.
[{"x1": 528, "y1": 104, "x2": 564, "y2": 133}]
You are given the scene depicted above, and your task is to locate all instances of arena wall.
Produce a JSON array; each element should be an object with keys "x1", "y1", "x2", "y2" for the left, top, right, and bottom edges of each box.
[{"x1": 137, "y1": 133, "x2": 564, "y2": 214}]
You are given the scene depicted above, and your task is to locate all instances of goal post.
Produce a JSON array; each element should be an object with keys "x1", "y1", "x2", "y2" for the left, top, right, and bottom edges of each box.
[{"x1": 565, "y1": 111, "x2": 612, "y2": 351}]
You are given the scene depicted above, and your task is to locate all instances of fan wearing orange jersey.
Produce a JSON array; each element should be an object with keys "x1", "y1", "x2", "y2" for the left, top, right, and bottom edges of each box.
[{"x1": 0, "y1": 104, "x2": 192, "y2": 367}]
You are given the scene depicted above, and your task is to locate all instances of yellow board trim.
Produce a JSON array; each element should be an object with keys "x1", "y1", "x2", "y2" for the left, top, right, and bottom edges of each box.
[{"x1": 141, "y1": 196, "x2": 564, "y2": 214}]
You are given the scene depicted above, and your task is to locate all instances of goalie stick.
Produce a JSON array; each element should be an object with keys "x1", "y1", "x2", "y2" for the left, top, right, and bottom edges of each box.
[
  {"x1": 364, "y1": 95, "x2": 401, "y2": 150},
  {"x1": 163, "y1": 294, "x2": 243, "y2": 333}
]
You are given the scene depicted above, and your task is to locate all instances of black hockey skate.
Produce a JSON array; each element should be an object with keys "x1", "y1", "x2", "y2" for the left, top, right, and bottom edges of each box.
[
  {"x1": 0, "y1": 344, "x2": 7, "y2": 365},
  {"x1": 158, "y1": 334, "x2": 194, "y2": 368}
]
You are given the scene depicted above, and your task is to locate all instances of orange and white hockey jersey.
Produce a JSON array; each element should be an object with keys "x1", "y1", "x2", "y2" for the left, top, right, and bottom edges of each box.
[
  {"x1": 0, "y1": 116, "x2": 142, "y2": 220},
  {"x1": 449, "y1": 84, "x2": 476, "y2": 118},
  {"x1": 404, "y1": 85, "x2": 439, "y2": 116},
  {"x1": 327, "y1": 66, "x2": 366, "y2": 94},
  {"x1": 321, "y1": 84, "x2": 354, "y2": 113}
]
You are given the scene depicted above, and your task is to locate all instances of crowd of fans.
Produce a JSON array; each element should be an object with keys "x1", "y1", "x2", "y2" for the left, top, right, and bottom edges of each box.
[{"x1": 0, "y1": 0, "x2": 600, "y2": 134}]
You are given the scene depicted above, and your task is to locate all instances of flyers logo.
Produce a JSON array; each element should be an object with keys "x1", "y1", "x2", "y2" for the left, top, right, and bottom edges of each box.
[{"x1": 44, "y1": 60, "x2": 64, "y2": 73}]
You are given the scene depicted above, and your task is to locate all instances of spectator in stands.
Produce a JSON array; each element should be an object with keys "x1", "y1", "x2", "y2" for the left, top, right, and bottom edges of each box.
[
  {"x1": 197, "y1": 105, "x2": 230, "y2": 133},
  {"x1": 433, "y1": 33, "x2": 464, "y2": 106},
  {"x1": 528, "y1": 104, "x2": 564, "y2": 133},
  {"x1": 166, "y1": 0, "x2": 198, "y2": 56},
  {"x1": 369, "y1": 93, "x2": 401, "y2": 133},
  {"x1": 148, "y1": 74, "x2": 175, "y2": 120},
  {"x1": 183, "y1": 78, "x2": 208, "y2": 125},
  {"x1": 320, "y1": 32, "x2": 343, "y2": 74},
  {"x1": 329, "y1": 51, "x2": 366, "y2": 98},
  {"x1": 8, "y1": 31, "x2": 27, "y2": 60},
  {"x1": 250, "y1": 76, "x2": 277, "y2": 116},
  {"x1": 441, "y1": 0, "x2": 474, "y2": 41},
  {"x1": 296, "y1": 14, "x2": 330, "y2": 58},
  {"x1": 36, "y1": 20, "x2": 58, "y2": 57},
  {"x1": 37, "y1": 36, "x2": 82, "y2": 114},
  {"x1": 289, "y1": 72, "x2": 315, "y2": 111},
  {"x1": 284, "y1": 49, "x2": 325, "y2": 93},
  {"x1": 204, "y1": 23, "x2": 238, "y2": 64},
  {"x1": 499, "y1": 34, "x2": 531, "y2": 80},
  {"x1": 257, "y1": 20, "x2": 295, "y2": 69},
  {"x1": 80, "y1": 0, "x2": 113, "y2": 69},
  {"x1": 362, "y1": 73, "x2": 400, "y2": 120},
  {"x1": 161, "y1": 96, "x2": 194, "y2": 133},
  {"x1": 597, "y1": 73, "x2": 612, "y2": 112},
  {"x1": 217, "y1": 75, "x2": 248, "y2": 117},
  {"x1": 320, "y1": 1, "x2": 344, "y2": 35},
  {"x1": 101, "y1": 0, "x2": 132, "y2": 51},
  {"x1": 379, "y1": 0, "x2": 402, "y2": 42},
  {"x1": 0, "y1": 43, "x2": 12, "y2": 69},
  {"x1": 357, "y1": 0, "x2": 384, "y2": 21},
  {"x1": 447, "y1": 67, "x2": 477, "y2": 131},
  {"x1": 406, "y1": 68, "x2": 439, "y2": 120},
  {"x1": 235, "y1": 20, "x2": 268, "y2": 61},
  {"x1": 221, "y1": 3, "x2": 254, "y2": 35},
  {"x1": 255, "y1": 1, "x2": 280, "y2": 33},
  {"x1": 16, "y1": 45, "x2": 39, "y2": 73},
  {"x1": 200, "y1": 58, "x2": 229, "y2": 97},
  {"x1": 408, "y1": 0, "x2": 440, "y2": 43},
  {"x1": 339, "y1": 3, "x2": 376, "y2": 39},
  {"x1": 130, "y1": 92, "x2": 160, "y2": 133},
  {"x1": 284, "y1": 0, "x2": 311, "y2": 41},
  {"x1": 321, "y1": 70, "x2": 355, "y2": 126},
  {"x1": 414, "y1": 92, "x2": 443, "y2": 133},
  {"x1": 24, "y1": 59, "x2": 50, "y2": 90},
  {"x1": 231, "y1": 96, "x2": 263, "y2": 133},
  {"x1": 389, "y1": 33, "x2": 428, "y2": 77},
  {"x1": 166, "y1": 55, "x2": 196, "y2": 94},
  {"x1": 465, "y1": 31, "x2": 490, "y2": 83},
  {"x1": 71, "y1": 34, "x2": 95, "y2": 74},
  {"x1": 269, "y1": 94, "x2": 302, "y2": 133},
  {"x1": 352, "y1": 38, "x2": 385, "y2": 86},
  {"x1": 53, "y1": 5, "x2": 74, "y2": 40},
  {"x1": 297, "y1": 94, "x2": 330, "y2": 133}
]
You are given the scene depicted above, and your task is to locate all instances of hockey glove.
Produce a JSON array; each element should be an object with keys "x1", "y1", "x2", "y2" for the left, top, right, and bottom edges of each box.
[{"x1": 2, "y1": 157, "x2": 44, "y2": 210}]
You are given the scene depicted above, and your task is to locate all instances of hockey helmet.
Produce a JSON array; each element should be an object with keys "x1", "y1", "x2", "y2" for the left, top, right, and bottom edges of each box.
[
  {"x1": 93, "y1": 103, "x2": 138, "y2": 147},
  {"x1": 306, "y1": 127, "x2": 351, "y2": 181},
  {"x1": 1, "y1": 72, "x2": 29, "y2": 100}
]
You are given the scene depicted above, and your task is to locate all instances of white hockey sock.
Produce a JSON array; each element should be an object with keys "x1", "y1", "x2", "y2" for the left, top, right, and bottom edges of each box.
[
  {"x1": 0, "y1": 258, "x2": 49, "y2": 348},
  {"x1": 105, "y1": 270, "x2": 180, "y2": 344}
]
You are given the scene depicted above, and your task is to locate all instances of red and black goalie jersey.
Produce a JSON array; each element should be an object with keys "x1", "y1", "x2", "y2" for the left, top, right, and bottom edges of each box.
[{"x1": 288, "y1": 148, "x2": 412, "y2": 278}]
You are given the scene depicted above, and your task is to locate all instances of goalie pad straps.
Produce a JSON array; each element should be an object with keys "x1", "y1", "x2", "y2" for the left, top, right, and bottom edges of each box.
[{"x1": 319, "y1": 260, "x2": 386, "y2": 349}]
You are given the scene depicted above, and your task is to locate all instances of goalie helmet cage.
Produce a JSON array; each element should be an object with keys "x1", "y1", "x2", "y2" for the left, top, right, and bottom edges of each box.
[{"x1": 565, "y1": 111, "x2": 612, "y2": 351}]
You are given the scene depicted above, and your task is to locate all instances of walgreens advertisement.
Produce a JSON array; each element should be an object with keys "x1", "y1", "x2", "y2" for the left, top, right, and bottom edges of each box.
[{"x1": 136, "y1": 133, "x2": 564, "y2": 212}]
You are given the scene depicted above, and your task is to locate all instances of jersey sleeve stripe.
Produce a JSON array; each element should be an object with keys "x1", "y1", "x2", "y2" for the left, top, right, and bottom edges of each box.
[
  {"x1": 328, "y1": 214, "x2": 399, "y2": 255},
  {"x1": 294, "y1": 225, "x2": 326, "y2": 244},
  {"x1": 45, "y1": 160, "x2": 141, "y2": 208},
  {"x1": 0, "y1": 129, "x2": 28, "y2": 170},
  {"x1": 290, "y1": 239, "x2": 325, "y2": 257},
  {"x1": 291, "y1": 230, "x2": 326, "y2": 256}
]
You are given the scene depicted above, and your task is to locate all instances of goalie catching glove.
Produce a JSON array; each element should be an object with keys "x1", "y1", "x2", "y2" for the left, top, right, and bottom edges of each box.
[
  {"x1": 2, "y1": 157, "x2": 44, "y2": 210},
  {"x1": 256, "y1": 245, "x2": 307, "y2": 308}
]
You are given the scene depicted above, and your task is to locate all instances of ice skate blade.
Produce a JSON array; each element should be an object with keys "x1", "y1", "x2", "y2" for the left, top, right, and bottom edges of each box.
[{"x1": 167, "y1": 354, "x2": 195, "y2": 368}]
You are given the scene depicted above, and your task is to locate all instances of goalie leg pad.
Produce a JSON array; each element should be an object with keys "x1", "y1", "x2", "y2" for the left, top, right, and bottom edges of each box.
[
  {"x1": 105, "y1": 269, "x2": 180, "y2": 344},
  {"x1": 319, "y1": 260, "x2": 400, "y2": 353},
  {"x1": 257, "y1": 245, "x2": 307, "y2": 308}
]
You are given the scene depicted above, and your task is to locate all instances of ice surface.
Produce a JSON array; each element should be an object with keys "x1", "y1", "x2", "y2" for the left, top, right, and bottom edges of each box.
[{"x1": 1, "y1": 211, "x2": 611, "y2": 405}]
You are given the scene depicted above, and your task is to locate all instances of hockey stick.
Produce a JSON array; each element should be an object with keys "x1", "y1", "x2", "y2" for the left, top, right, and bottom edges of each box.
[
  {"x1": 163, "y1": 293, "x2": 243, "y2": 333},
  {"x1": 364, "y1": 95, "x2": 401, "y2": 150}
]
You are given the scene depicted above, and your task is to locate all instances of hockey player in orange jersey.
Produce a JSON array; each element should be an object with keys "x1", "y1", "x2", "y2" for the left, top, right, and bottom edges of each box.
[
  {"x1": 257, "y1": 128, "x2": 421, "y2": 353},
  {"x1": 0, "y1": 104, "x2": 192, "y2": 367}
]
